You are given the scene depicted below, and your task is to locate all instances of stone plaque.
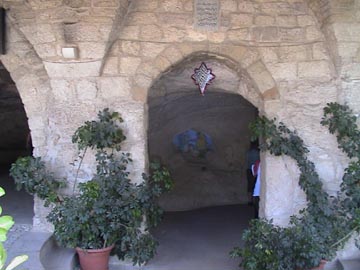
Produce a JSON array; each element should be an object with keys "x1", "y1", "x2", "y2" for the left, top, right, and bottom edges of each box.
[{"x1": 194, "y1": 0, "x2": 220, "y2": 31}]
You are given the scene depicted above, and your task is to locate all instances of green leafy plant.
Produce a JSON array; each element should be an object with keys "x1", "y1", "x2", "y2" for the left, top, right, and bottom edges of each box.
[
  {"x1": 231, "y1": 102, "x2": 360, "y2": 270},
  {"x1": 0, "y1": 187, "x2": 28, "y2": 270},
  {"x1": 10, "y1": 108, "x2": 173, "y2": 266}
]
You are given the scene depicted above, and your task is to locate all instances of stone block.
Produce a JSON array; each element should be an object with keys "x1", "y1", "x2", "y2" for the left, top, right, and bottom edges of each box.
[
  {"x1": 44, "y1": 61, "x2": 101, "y2": 78},
  {"x1": 50, "y1": 79, "x2": 74, "y2": 102},
  {"x1": 184, "y1": 0, "x2": 193, "y2": 11},
  {"x1": 252, "y1": 26, "x2": 279, "y2": 42},
  {"x1": 238, "y1": 1, "x2": 256, "y2": 13},
  {"x1": 220, "y1": 45, "x2": 247, "y2": 62},
  {"x1": 154, "y1": 56, "x2": 172, "y2": 73},
  {"x1": 121, "y1": 26, "x2": 140, "y2": 40},
  {"x1": 35, "y1": 43, "x2": 57, "y2": 58},
  {"x1": 342, "y1": 63, "x2": 360, "y2": 79},
  {"x1": 76, "y1": 79, "x2": 98, "y2": 101},
  {"x1": 298, "y1": 61, "x2": 332, "y2": 79},
  {"x1": 207, "y1": 32, "x2": 226, "y2": 43},
  {"x1": 263, "y1": 87, "x2": 280, "y2": 100},
  {"x1": 119, "y1": 57, "x2": 141, "y2": 75},
  {"x1": 185, "y1": 29, "x2": 208, "y2": 42},
  {"x1": 268, "y1": 62, "x2": 297, "y2": 81},
  {"x1": 227, "y1": 28, "x2": 249, "y2": 42},
  {"x1": 134, "y1": 74, "x2": 153, "y2": 89},
  {"x1": 255, "y1": 15, "x2": 275, "y2": 26},
  {"x1": 140, "y1": 25, "x2": 163, "y2": 40},
  {"x1": 297, "y1": 15, "x2": 315, "y2": 26},
  {"x1": 133, "y1": 0, "x2": 158, "y2": 11},
  {"x1": 312, "y1": 43, "x2": 329, "y2": 60},
  {"x1": 157, "y1": 13, "x2": 192, "y2": 26},
  {"x1": 121, "y1": 41, "x2": 141, "y2": 56},
  {"x1": 163, "y1": 27, "x2": 187, "y2": 42},
  {"x1": 221, "y1": 0, "x2": 237, "y2": 11},
  {"x1": 136, "y1": 61, "x2": 160, "y2": 78},
  {"x1": 92, "y1": 0, "x2": 118, "y2": 7},
  {"x1": 78, "y1": 42, "x2": 107, "y2": 59},
  {"x1": 162, "y1": 46, "x2": 183, "y2": 65},
  {"x1": 241, "y1": 48, "x2": 261, "y2": 68},
  {"x1": 131, "y1": 87, "x2": 147, "y2": 103},
  {"x1": 278, "y1": 45, "x2": 308, "y2": 62},
  {"x1": 279, "y1": 27, "x2": 304, "y2": 42},
  {"x1": 28, "y1": 115, "x2": 46, "y2": 130},
  {"x1": 277, "y1": 15, "x2": 297, "y2": 27},
  {"x1": 337, "y1": 42, "x2": 359, "y2": 60},
  {"x1": 102, "y1": 57, "x2": 119, "y2": 75},
  {"x1": 259, "y1": 47, "x2": 278, "y2": 63},
  {"x1": 333, "y1": 23, "x2": 360, "y2": 42},
  {"x1": 33, "y1": 24, "x2": 57, "y2": 44},
  {"x1": 231, "y1": 14, "x2": 253, "y2": 27},
  {"x1": 306, "y1": 25, "x2": 323, "y2": 41},
  {"x1": 64, "y1": 23, "x2": 104, "y2": 42},
  {"x1": 158, "y1": 0, "x2": 184, "y2": 12},
  {"x1": 247, "y1": 61, "x2": 276, "y2": 94},
  {"x1": 99, "y1": 77, "x2": 131, "y2": 99},
  {"x1": 128, "y1": 12, "x2": 158, "y2": 25}
]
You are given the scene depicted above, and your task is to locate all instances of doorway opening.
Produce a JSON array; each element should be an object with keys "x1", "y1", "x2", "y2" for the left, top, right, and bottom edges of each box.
[
  {"x1": 0, "y1": 60, "x2": 33, "y2": 227},
  {"x1": 147, "y1": 57, "x2": 259, "y2": 269}
]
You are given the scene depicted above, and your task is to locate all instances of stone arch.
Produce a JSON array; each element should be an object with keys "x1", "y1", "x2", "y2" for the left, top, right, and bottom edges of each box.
[
  {"x1": 0, "y1": 17, "x2": 51, "y2": 157},
  {"x1": 143, "y1": 45, "x2": 280, "y2": 217},
  {"x1": 134, "y1": 43, "x2": 279, "y2": 114}
]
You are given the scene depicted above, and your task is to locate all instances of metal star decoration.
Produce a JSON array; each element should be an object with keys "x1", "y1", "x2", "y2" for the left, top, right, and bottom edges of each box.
[{"x1": 191, "y1": 62, "x2": 216, "y2": 96}]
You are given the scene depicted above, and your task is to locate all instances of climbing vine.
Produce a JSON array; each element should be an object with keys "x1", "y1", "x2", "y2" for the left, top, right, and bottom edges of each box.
[{"x1": 231, "y1": 103, "x2": 360, "y2": 270}]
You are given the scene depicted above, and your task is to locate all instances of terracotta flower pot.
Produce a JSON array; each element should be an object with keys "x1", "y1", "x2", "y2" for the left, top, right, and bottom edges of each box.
[
  {"x1": 76, "y1": 245, "x2": 114, "y2": 270},
  {"x1": 310, "y1": 259, "x2": 327, "y2": 270}
]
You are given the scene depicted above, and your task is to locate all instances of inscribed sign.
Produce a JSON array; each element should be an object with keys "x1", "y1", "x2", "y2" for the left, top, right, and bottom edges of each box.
[{"x1": 194, "y1": 0, "x2": 220, "y2": 31}]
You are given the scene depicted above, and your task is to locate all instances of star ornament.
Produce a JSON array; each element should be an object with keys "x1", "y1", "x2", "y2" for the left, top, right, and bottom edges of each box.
[{"x1": 191, "y1": 62, "x2": 216, "y2": 96}]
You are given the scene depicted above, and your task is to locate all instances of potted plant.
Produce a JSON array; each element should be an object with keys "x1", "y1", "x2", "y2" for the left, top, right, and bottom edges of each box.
[
  {"x1": 231, "y1": 103, "x2": 360, "y2": 270},
  {"x1": 10, "y1": 108, "x2": 173, "y2": 270}
]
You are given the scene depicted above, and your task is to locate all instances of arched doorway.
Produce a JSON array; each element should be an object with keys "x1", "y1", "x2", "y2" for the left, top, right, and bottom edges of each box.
[
  {"x1": 0, "y1": 60, "x2": 33, "y2": 226},
  {"x1": 147, "y1": 56, "x2": 260, "y2": 269}
]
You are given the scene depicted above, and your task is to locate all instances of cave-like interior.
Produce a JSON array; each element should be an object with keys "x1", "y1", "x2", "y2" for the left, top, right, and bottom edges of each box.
[
  {"x1": 0, "y1": 61, "x2": 33, "y2": 224},
  {"x1": 147, "y1": 58, "x2": 258, "y2": 269}
]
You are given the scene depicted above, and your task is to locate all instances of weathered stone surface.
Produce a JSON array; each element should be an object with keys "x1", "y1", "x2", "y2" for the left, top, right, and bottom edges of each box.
[
  {"x1": 298, "y1": 61, "x2": 332, "y2": 79},
  {"x1": 231, "y1": 14, "x2": 253, "y2": 26},
  {"x1": 44, "y1": 61, "x2": 101, "y2": 78},
  {"x1": 267, "y1": 62, "x2": 297, "y2": 80},
  {"x1": 247, "y1": 61, "x2": 276, "y2": 93},
  {"x1": 99, "y1": 77, "x2": 131, "y2": 99},
  {"x1": 119, "y1": 57, "x2": 141, "y2": 75},
  {"x1": 2, "y1": 1, "x2": 360, "y2": 253},
  {"x1": 76, "y1": 79, "x2": 98, "y2": 101}
]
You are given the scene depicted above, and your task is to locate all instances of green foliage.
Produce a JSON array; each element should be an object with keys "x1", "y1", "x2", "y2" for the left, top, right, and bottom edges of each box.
[
  {"x1": 10, "y1": 108, "x2": 173, "y2": 266},
  {"x1": 72, "y1": 108, "x2": 126, "y2": 151},
  {"x1": 9, "y1": 157, "x2": 65, "y2": 206},
  {"x1": 0, "y1": 187, "x2": 28, "y2": 270},
  {"x1": 232, "y1": 103, "x2": 360, "y2": 270}
]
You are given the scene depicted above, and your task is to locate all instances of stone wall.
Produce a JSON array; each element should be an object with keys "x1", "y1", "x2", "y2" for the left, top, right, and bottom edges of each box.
[{"x1": 0, "y1": 1, "x2": 357, "y2": 248}]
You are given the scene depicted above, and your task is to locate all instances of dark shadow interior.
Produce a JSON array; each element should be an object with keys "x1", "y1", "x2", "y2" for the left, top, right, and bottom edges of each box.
[
  {"x1": 147, "y1": 58, "x2": 258, "y2": 269},
  {"x1": 0, "y1": 60, "x2": 33, "y2": 224}
]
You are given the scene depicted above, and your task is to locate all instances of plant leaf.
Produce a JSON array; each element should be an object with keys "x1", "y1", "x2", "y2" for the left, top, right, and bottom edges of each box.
[{"x1": 5, "y1": 255, "x2": 28, "y2": 270}]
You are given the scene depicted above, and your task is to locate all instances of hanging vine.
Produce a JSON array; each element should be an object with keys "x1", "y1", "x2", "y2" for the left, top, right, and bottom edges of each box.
[{"x1": 231, "y1": 103, "x2": 360, "y2": 270}]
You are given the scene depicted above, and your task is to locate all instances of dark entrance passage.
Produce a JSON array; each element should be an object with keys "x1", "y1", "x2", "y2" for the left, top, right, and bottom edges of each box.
[
  {"x1": 0, "y1": 61, "x2": 33, "y2": 225},
  {"x1": 147, "y1": 58, "x2": 258, "y2": 269}
]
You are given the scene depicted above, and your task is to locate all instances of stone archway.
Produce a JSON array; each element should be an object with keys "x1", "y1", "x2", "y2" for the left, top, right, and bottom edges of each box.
[
  {"x1": 141, "y1": 46, "x2": 280, "y2": 213},
  {"x1": 143, "y1": 50, "x2": 270, "y2": 269},
  {"x1": 0, "y1": 18, "x2": 53, "y2": 230}
]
